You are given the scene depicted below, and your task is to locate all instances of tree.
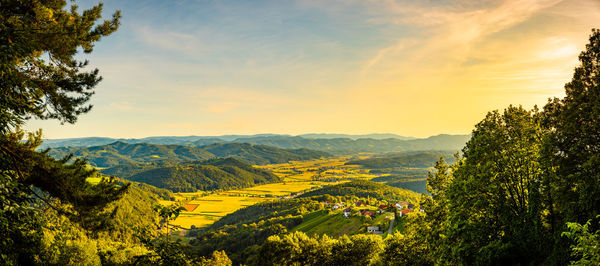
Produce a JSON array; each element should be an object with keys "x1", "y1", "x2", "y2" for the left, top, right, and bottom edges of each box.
[
  {"x1": 542, "y1": 29, "x2": 600, "y2": 226},
  {"x1": 562, "y1": 216, "x2": 600, "y2": 265},
  {"x1": 415, "y1": 157, "x2": 453, "y2": 264},
  {"x1": 0, "y1": 0, "x2": 120, "y2": 128},
  {"x1": 154, "y1": 204, "x2": 185, "y2": 241},
  {"x1": 442, "y1": 106, "x2": 548, "y2": 264},
  {"x1": 0, "y1": 1, "x2": 124, "y2": 263},
  {"x1": 381, "y1": 231, "x2": 429, "y2": 266}
]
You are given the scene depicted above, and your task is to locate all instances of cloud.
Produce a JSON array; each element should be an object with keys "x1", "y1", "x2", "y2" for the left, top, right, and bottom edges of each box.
[{"x1": 361, "y1": 0, "x2": 563, "y2": 73}]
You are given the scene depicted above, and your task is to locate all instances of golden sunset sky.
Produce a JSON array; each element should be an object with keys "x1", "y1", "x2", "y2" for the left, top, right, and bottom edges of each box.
[{"x1": 27, "y1": 0, "x2": 600, "y2": 139}]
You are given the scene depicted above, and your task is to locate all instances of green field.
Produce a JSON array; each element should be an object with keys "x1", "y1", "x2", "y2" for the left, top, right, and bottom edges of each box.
[{"x1": 292, "y1": 209, "x2": 395, "y2": 238}]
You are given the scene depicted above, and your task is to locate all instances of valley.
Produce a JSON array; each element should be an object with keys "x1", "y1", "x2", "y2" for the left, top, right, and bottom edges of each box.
[{"x1": 165, "y1": 156, "x2": 387, "y2": 228}]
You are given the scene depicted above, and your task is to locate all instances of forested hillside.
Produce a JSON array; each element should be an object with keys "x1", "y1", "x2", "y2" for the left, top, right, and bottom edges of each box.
[
  {"x1": 49, "y1": 142, "x2": 215, "y2": 167},
  {"x1": 49, "y1": 141, "x2": 330, "y2": 167},
  {"x1": 347, "y1": 151, "x2": 455, "y2": 168},
  {"x1": 198, "y1": 143, "x2": 331, "y2": 164},
  {"x1": 299, "y1": 180, "x2": 420, "y2": 202},
  {"x1": 121, "y1": 158, "x2": 281, "y2": 192}
]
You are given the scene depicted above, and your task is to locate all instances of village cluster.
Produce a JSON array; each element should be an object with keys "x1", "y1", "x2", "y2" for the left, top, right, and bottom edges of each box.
[
  {"x1": 325, "y1": 200, "x2": 422, "y2": 217},
  {"x1": 319, "y1": 200, "x2": 424, "y2": 235}
]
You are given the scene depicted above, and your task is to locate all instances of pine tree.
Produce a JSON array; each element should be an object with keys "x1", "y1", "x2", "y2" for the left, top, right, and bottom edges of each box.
[{"x1": 0, "y1": 1, "x2": 126, "y2": 263}]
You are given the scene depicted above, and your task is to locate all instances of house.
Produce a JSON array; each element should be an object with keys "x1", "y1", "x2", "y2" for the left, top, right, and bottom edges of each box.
[
  {"x1": 396, "y1": 201, "x2": 409, "y2": 209},
  {"x1": 332, "y1": 203, "x2": 342, "y2": 210},
  {"x1": 360, "y1": 210, "x2": 375, "y2": 217},
  {"x1": 399, "y1": 209, "x2": 413, "y2": 216},
  {"x1": 320, "y1": 201, "x2": 332, "y2": 206},
  {"x1": 367, "y1": 226, "x2": 380, "y2": 233},
  {"x1": 343, "y1": 207, "x2": 352, "y2": 218},
  {"x1": 420, "y1": 206, "x2": 425, "y2": 213}
]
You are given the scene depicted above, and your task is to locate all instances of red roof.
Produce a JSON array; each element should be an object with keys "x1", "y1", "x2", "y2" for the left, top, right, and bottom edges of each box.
[
  {"x1": 182, "y1": 204, "x2": 199, "y2": 212},
  {"x1": 400, "y1": 209, "x2": 413, "y2": 215}
]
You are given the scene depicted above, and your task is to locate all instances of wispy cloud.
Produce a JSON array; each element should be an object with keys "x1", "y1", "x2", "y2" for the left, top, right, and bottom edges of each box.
[
  {"x1": 26, "y1": 0, "x2": 600, "y2": 138},
  {"x1": 362, "y1": 0, "x2": 563, "y2": 73}
]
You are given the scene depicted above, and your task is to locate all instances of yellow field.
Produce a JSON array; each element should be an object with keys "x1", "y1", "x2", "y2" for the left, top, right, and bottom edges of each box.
[
  {"x1": 167, "y1": 156, "x2": 382, "y2": 229},
  {"x1": 171, "y1": 194, "x2": 272, "y2": 228}
]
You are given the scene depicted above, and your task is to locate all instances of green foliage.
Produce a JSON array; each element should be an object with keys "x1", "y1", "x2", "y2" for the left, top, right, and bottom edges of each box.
[
  {"x1": 0, "y1": 0, "x2": 120, "y2": 127},
  {"x1": 258, "y1": 232, "x2": 383, "y2": 266},
  {"x1": 381, "y1": 231, "x2": 429, "y2": 266},
  {"x1": 562, "y1": 217, "x2": 600, "y2": 265},
  {"x1": 199, "y1": 250, "x2": 232, "y2": 266},
  {"x1": 439, "y1": 106, "x2": 548, "y2": 264},
  {"x1": 100, "y1": 181, "x2": 168, "y2": 242},
  {"x1": 542, "y1": 29, "x2": 600, "y2": 226}
]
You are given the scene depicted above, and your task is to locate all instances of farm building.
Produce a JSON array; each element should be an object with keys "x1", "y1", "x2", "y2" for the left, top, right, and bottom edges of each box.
[
  {"x1": 343, "y1": 207, "x2": 352, "y2": 218},
  {"x1": 367, "y1": 226, "x2": 380, "y2": 233}
]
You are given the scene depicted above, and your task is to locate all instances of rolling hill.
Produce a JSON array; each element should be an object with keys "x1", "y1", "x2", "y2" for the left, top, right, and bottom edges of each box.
[
  {"x1": 117, "y1": 158, "x2": 281, "y2": 192},
  {"x1": 49, "y1": 141, "x2": 215, "y2": 168},
  {"x1": 299, "y1": 180, "x2": 420, "y2": 202},
  {"x1": 49, "y1": 141, "x2": 330, "y2": 167},
  {"x1": 199, "y1": 143, "x2": 331, "y2": 165},
  {"x1": 346, "y1": 150, "x2": 455, "y2": 169}
]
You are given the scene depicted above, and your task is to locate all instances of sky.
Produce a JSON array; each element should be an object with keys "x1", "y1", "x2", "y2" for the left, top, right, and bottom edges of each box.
[{"x1": 26, "y1": 0, "x2": 600, "y2": 139}]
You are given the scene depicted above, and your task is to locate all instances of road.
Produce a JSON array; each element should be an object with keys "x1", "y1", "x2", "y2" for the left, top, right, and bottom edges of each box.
[{"x1": 388, "y1": 218, "x2": 395, "y2": 234}]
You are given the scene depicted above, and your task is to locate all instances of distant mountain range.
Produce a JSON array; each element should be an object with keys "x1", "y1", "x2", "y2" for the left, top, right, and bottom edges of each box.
[
  {"x1": 40, "y1": 133, "x2": 415, "y2": 148},
  {"x1": 49, "y1": 141, "x2": 331, "y2": 167},
  {"x1": 298, "y1": 133, "x2": 415, "y2": 140},
  {"x1": 42, "y1": 133, "x2": 470, "y2": 154}
]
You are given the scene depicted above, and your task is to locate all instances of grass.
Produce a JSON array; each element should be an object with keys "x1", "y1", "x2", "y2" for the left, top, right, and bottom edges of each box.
[{"x1": 292, "y1": 210, "x2": 366, "y2": 238}]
